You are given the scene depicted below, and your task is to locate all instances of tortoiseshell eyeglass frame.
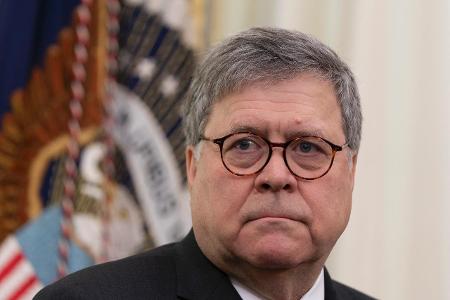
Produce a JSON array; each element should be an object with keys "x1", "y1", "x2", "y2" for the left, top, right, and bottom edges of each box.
[{"x1": 200, "y1": 132, "x2": 348, "y2": 180}]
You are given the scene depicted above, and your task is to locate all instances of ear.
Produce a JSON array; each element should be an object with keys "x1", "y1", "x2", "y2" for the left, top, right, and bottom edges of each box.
[
  {"x1": 349, "y1": 153, "x2": 358, "y2": 191},
  {"x1": 185, "y1": 145, "x2": 197, "y2": 190}
]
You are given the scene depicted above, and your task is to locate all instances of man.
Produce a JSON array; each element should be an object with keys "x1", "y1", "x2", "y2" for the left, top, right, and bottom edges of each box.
[{"x1": 35, "y1": 27, "x2": 374, "y2": 299}]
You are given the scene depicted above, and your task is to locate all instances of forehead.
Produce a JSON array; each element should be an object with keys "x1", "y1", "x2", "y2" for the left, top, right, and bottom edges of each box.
[{"x1": 205, "y1": 74, "x2": 344, "y2": 140}]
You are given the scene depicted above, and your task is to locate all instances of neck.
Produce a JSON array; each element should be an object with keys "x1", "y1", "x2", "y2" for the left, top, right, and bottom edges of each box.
[{"x1": 223, "y1": 260, "x2": 324, "y2": 300}]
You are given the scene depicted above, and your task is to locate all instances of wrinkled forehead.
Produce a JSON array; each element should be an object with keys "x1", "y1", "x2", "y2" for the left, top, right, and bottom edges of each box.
[
  {"x1": 203, "y1": 74, "x2": 344, "y2": 140},
  {"x1": 210, "y1": 70, "x2": 332, "y2": 106}
]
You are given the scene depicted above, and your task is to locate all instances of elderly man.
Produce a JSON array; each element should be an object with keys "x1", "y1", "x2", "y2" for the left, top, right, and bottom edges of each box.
[{"x1": 36, "y1": 27, "x2": 374, "y2": 300}]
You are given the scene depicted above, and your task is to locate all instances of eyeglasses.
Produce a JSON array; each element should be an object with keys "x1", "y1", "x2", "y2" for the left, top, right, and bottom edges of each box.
[{"x1": 200, "y1": 132, "x2": 348, "y2": 180}]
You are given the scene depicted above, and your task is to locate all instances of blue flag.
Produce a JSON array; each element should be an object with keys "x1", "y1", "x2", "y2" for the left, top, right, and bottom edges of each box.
[{"x1": 0, "y1": 0, "x2": 195, "y2": 298}]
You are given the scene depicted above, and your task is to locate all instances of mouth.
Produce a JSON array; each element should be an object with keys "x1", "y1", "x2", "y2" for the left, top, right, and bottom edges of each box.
[{"x1": 244, "y1": 213, "x2": 304, "y2": 224}]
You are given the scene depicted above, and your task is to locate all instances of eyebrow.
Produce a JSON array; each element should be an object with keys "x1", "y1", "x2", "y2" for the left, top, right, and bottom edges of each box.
[
  {"x1": 227, "y1": 124, "x2": 326, "y2": 139},
  {"x1": 228, "y1": 125, "x2": 266, "y2": 136}
]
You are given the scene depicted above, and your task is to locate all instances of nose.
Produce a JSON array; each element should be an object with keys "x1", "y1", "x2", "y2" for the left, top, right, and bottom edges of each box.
[{"x1": 255, "y1": 148, "x2": 297, "y2": 193}]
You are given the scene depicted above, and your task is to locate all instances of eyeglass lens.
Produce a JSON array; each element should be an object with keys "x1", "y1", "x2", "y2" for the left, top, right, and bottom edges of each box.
[{"x1": 221, "y1": 133, "x2": 335, "y2": 179}]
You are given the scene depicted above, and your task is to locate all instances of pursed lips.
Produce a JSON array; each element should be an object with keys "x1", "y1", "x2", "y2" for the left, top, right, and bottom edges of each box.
[{"x1": 244, "y1": 211, "x2": 307, "y2": 224}]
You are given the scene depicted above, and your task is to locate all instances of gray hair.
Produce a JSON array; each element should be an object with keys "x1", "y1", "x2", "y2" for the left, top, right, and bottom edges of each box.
[{"x1": 182, "y1": 27, "x2": 362, "y2": 151}]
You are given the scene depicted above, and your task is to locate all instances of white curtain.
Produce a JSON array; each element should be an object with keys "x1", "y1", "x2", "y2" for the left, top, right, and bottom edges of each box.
[{"x1": 205, "y1": 0, "x2": 450, "y2": 299}]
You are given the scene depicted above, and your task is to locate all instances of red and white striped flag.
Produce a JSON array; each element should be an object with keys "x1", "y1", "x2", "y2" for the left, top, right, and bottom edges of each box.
[{"x1": 0, "y1": 237, "x2": 43, "y2": 300}]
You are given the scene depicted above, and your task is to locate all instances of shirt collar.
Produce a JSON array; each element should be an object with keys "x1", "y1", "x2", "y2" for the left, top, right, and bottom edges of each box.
[{"x1": 230, "y1": 269, "x2": 324, "y2": 300}]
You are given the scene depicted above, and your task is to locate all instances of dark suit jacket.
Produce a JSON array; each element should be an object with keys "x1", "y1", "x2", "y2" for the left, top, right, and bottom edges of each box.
[{"x1": 35, "y1": 230, "x2": 375, "y2": 299}]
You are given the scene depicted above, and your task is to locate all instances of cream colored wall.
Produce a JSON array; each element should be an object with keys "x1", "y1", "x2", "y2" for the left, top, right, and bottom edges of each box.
[{"x1": 204, "y1": 1, "x2": 450, "y2": 299}]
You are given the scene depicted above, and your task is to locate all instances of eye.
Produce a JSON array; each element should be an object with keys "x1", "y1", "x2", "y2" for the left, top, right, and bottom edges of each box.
[
  {"x1": 290, "y1": 138, "x2": 328, "y2": 156},
  {"x1": 223, "y1": 133, "x2": 265, "y2": 154},
  {"x1": 233, "y1": 138, "x2": 257, "y2": 151},
  {"x1": 299, "y1": 142, "x2": 314, "y2": 153}
]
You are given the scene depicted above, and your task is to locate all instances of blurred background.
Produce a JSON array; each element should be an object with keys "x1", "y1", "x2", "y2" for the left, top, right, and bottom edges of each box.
[
  {"x1": 0, "y1": 0, "x2": 449, "y2": 299},
  {"x1": 208, "y1": 1, "x2": 450, "y2": 299}
]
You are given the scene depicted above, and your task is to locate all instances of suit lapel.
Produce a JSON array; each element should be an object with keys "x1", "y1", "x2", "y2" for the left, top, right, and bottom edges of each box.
[
  {"x1": 175, "y1": 230, "x2": 242, "y2": 300},
  {"x1": 324, "y1": 268, "x2": 338, "y2": 300},
  {"x1": 174, "y1": 231, "x2": 348, "y2": 300}
]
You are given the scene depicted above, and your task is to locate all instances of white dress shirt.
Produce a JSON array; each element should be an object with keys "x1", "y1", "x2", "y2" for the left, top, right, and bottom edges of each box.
[{"x1": 230, "y1": 269, "x2": 324, "y2": 300}]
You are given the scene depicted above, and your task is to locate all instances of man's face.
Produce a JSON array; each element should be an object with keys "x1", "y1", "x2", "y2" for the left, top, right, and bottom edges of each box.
[{"x1": 186, "y1": 73, "x2": 357, "y2": 272}]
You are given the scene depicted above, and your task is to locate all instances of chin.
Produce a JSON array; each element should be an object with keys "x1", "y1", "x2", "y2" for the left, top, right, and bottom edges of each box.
[
  {"x1": 238, "y1": 239, "x2": 316, "y2": 270},
  {"x1": 251, "y1": 253, "x2": 306, "y2": 270},
  {"x1": 231, "y1": 221, "x2": 321, "y2": 269}
]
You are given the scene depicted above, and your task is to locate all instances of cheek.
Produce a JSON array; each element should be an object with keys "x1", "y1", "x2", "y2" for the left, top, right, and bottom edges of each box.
[
  {"x1": 301, "y1": 175, "x2": 353, "y2": 242},
  {"x1": 191, "y1": 159, "x2": 254, "y2": 236}
]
